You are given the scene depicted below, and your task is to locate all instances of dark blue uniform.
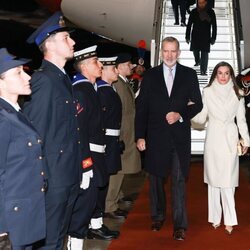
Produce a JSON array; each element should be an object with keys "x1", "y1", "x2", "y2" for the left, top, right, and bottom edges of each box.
[
  {"x1": 23, "y1": 60, "x2": 81, "y2": 249},
  {"x1": 97, "y1": 80, "x2": 122, "y2": 174},
  {"x1": 0, "y1": 98, "x2": 46, "y2": 249},
  {"x1": 68, "y1": 73, "x2": 108, "y2": 238},
  {"x1": 72, "y1": 73, "x2": 108, "y2": 187}
]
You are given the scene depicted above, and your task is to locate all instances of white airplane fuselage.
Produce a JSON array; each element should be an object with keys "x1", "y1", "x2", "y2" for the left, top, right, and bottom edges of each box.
[{"x1": 61, "y1": 0, "x2": 157, "y2": 50}]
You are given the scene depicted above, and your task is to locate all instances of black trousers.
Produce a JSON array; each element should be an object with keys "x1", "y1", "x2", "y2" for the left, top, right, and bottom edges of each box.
[
  {"x1": 193, "y1": 50, "x2": 209, "y2": 73},
  {"x1": 171, "y1": 0, "x2": 187, "y2": 24},
  {"x1": 37, "y1": 183, "x2": 79, "y2": 250},
  {"x1": 68, "y1": 179, "x2": 97, "y2": 238},
  {"x1": 92, "y1": 184, "x2": 109, "y2": 219},
  {"x1": 149, "y1": 150, "x2": 188, "y2": 231}
]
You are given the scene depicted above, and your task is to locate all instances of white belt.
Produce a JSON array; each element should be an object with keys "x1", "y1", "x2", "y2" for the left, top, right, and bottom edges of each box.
[
  {"x1": 105, "y1": 129, "x2": 120, "y2": 136},
  {"x1": 89, "y1": 143, "x2": 106, "y2": 153}
]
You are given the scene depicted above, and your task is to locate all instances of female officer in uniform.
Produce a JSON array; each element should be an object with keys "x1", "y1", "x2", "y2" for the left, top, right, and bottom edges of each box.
[{"x1": 0, "y1": 48, "x2": 46, "y2": 250}]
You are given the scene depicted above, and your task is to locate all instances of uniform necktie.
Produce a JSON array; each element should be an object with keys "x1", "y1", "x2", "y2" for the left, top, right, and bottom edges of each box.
[{"x1": 167, "y1": 68, "x2": 173, "y2": 95}]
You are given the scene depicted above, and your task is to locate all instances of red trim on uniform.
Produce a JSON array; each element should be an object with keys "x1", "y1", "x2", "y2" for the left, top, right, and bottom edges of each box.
[{"x1": 82, "y1": 157, "x2": 93, "y2": 169}]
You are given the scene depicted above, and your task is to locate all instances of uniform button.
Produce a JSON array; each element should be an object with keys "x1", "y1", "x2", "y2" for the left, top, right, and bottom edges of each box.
[
  {"x1": 102, "y1": 106, "x2": 106, "y2": 111},
  {"x1": 60, "y1": 150, "x2": 63, "y2": 153},
  {"x1": 77, "y1": 127, "x2": 80, "y2": 131},
  {"x1": 27, "y1": 142, "x2": 32, "y2": 147},
  {"x1": 78, "y1": 141, "x2": 81, "y2": 144},
  {"x1": 37, "y1": 139, "x2": 42, "y2": 144},
  {"x1": 41, "y1": 171, "x2": 44, "y2": 176},
  {"x1": 13, "y1": 206, "x2": 19, "y2": 212},
  {"x1": 41, "y1": 187, "x2": 45, "y2": 192},
  {"x1": 65, "y1": 100, "x2": 69, "y2": 103},
  {"x1": 75, "y1": 115, "x2": 77, "y2": 117},
  {"x1": 38, "y1": 156, "x2": 43, "y2": 160}
]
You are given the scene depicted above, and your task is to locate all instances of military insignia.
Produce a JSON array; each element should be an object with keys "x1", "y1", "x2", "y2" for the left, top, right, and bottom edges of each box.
[
  {"x1": 137, "y1": 40, "x2": 146, "y2": 66},
  {"x1": 82, "y1": 157, "x2": 93, "y2": 169},
  {"x1": 138, "y1": 57, "x2": 144, "y2": 65},
  {"x1": 59, "y1": 16, "x2": 65, "y2": 27},
  {"x1": 76, "y1": 102, "x2": 84, "y2": 114}
]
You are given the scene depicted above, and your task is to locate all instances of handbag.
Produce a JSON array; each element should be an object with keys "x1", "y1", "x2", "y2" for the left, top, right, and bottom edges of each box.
[
  {"x1": 237, "y1": 138, "x2": 244, "y2": 156},
  {"x1": 0, "y1": 235, "x2": 11, "y2": 250}
]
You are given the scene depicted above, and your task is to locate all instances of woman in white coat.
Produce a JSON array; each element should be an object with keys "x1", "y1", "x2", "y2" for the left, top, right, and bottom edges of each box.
[{"x1": 192, "y1": 61, "x2": 249, "y2": 234}]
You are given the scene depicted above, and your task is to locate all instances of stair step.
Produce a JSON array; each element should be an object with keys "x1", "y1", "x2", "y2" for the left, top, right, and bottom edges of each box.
[{"x1": 162, "y1": 0, "x2": 237, "y2": 154}]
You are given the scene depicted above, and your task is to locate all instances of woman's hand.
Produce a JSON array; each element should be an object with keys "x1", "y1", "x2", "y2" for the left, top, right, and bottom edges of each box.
[{"x1": 242, "y1": 146, "x2": 248, "y2": 155}]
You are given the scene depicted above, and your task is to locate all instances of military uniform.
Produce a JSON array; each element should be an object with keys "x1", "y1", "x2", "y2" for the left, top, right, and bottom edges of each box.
[
  {"x1": 23, "y1": 11, "x2": 83, "y2": 249},
  {"x1": 73, "y1": 73, "x2": 108, "y2": 186},
  {"x1": 68, "y1": 73, "x2": 108, "y2": 239},
  {"x1": 0, "y1": 98, "x2": 46, "y2": 249},
  {"x1": 97, "y1": 79, "x2": 122, "y2": 174},
  {"x1": 105, "y1": 55, "x2": 141, "y2": 214},
  {"x1": 23, "y1": 60, "x2": 81, "y2": 249}
]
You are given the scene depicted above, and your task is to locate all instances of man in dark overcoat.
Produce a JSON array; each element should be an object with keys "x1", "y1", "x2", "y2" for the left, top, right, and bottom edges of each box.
[
  {"x1": 135, "y1": 36, "x2": 202, "y2": 240},
  {"x1": 186, "y1": 0, "x2": 217, "y2": 75},
  {"x1": 23, "y1": 12, "x2": 82, "y2": 249}
]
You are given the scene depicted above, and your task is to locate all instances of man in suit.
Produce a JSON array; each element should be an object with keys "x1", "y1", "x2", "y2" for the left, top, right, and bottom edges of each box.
[
  {"x1": 135, "y1": 36, "x2": 202, "y2": 240},
  {"x1": 23, "y1": 12, "x2": 82, "y2": 249},
  {"x1": 105, "y1": 54, "x2": 141, "y2": 219}
]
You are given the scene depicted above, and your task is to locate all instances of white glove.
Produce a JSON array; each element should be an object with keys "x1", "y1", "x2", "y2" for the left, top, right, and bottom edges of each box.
[{"x1": 80, "y1": 170, "x2": 93, "y2": 190}]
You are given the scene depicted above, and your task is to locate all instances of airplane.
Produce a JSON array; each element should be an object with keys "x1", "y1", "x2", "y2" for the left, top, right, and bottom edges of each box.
[{"x1": 36, "y1": 0, "x2": 156, "y2": 51}]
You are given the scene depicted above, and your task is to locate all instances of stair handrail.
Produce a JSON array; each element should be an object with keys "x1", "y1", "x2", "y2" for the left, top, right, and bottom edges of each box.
[
  {"x1": 152, "y1": 0, "x2": 164, "y2": 67},
  {"x1": 232, "y1": 0, "x2": 244, "y2": 71}
]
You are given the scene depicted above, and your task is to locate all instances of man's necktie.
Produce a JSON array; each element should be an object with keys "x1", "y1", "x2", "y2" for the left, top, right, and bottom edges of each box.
[{"x1": 167, "y1": 68, "x2": 173, "y2": 95}]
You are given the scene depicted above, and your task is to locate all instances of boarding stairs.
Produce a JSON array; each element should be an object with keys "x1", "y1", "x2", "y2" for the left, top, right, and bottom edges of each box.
[{"x1": 159, "y1": 0, "x2": 238, "y2": 154}]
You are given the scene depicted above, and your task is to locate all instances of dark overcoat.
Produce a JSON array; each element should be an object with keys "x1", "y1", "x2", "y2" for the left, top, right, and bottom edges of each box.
[
  {"x1": 72, "y1": 73, "x2": 108, "y2": 187},
  {"x1": 23, "y1": 60, "x2": 81, "y2": 187},
  {"x1": 97, "y1": 80, "x2": 122, "y2": 174},
  {"x1": 186, "y1": 7, "x2": 217, "y2": 52},
  {"x1": 0, "y1": 98, "x2": 46, "y2": 246},
  {"x1": 135, "y1": 63, "x2": 202, "y2": 178}
]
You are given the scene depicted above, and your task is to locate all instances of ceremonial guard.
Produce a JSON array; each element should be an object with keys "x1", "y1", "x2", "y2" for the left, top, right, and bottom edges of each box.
[
  {"x1": 105, "y1": 53, "x2": 141, "y2": 219},
  {"x1": 97, "y1": 56, "x2": 122, "y2": 175},
  {"x1": 0, "y1": 48, "x2": 46, "y2": 250},
  {"x1": 23, "y1": 12, "x2": 82, "y2": 249},
  {"x1": 97, "y1": 56, "x2": 123, "y2": 232},
  {"x1": 67, "y1": 46, "x2": 118, "y2": 250}
]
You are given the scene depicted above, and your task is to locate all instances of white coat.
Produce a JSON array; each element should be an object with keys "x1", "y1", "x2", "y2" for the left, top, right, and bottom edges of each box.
[{"x1": 192, "y1": 80, "x2": 250, "y2": 188}]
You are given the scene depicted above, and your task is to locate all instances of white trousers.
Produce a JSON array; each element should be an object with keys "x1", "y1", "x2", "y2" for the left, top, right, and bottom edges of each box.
[{"x1": 208, "y1": 185, "x2": 238, "y2": 226}]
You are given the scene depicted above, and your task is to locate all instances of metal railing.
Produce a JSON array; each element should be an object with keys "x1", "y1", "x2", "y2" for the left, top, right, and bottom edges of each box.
[{"x1": 232, "y1": 0, "x2": 244, "y2": 70}]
